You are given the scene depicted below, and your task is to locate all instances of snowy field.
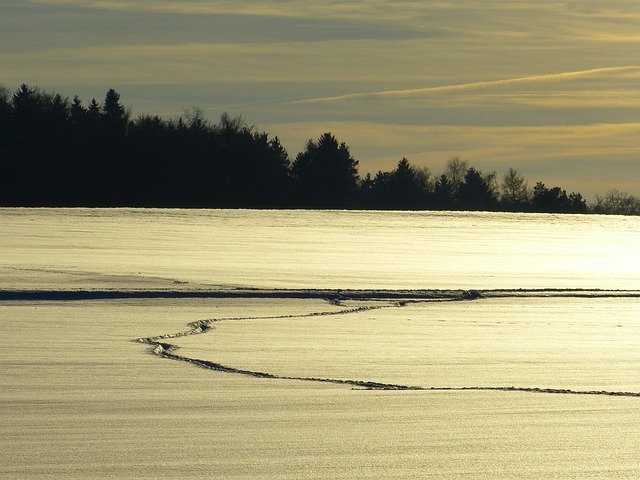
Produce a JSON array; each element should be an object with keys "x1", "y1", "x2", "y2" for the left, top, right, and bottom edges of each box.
[{"x1": 2, "y1": 209, "x2": 640, "y2": 478}]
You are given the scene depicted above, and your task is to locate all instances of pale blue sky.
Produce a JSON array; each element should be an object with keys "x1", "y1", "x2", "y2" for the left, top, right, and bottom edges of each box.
[{"x1": 2, "y1": 0, "x2": 640, "y2": 197}]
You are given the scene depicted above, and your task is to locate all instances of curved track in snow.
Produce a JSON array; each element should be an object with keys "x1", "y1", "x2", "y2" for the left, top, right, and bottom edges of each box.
[{"x1": 132, "y1": 288, "x2": 640, "y2": 397}]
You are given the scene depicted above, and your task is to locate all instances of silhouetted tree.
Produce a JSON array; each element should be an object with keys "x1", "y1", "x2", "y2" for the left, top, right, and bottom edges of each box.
[
  {"x1": 444, "y1": 155, "x2": 468, "y2": 206},
  {"x1": 100, "y1": 89, "x2": 130, "y2": 203},
  {"x1": 458, "y1": 167, "x2": 499, "y2": 210},
  {"x1": 102, "y1": 89, "x2": 128, "y2": 140},
  {"x1": 0, "y1": 85, "x2": 10, "y2": 133},
  {"x1": 592, "y1": 190, "x2": 639, "y2": 215},
  {"x1": 46, "y1": 94, "x2": 70, "y2": 137},
  {"x1": 291, "y1": 133, "x2": 359, "y2": 208},
  {"x1": 385, "y1": 158, "x2": 431, "y2": 209},
  {"x1": 62, "y1": 95, "x2": 107, "y2": 204},
  {"x1": 183, "y1": 106, "x2": 208, "y2": 132},
  {"x1": 358, "y1": 171, "x2": 390, "y2": 209},
  {"x1": 567, "y1": 192, "x2": 587, "y2": 213},
  {"x1": 205, "y1": 114, "x2": 292, "y2": 207},
  {"x1": 88, "y1": 98, "x2": 101, "y2": 117},
  {"x1": 254, "y1": 135, "x2": 292, "y2": 206},
  {"x1": 0, "y1": 85, "x2": 13, "y2": 204},
  {"x1": 139, "y1": 112, "x2": 293, "y2": 208},
  {"x1": 532, "y1": 182, "x2": 560, "y2": 212},
  {"x1": 6, "y1": 85, "x2": 50, "y2": 204},
  {"x1": 500, "y1": 168, "x2": 529, "y2": 211},
  {"x1": 357, "y1": 173, "x2": 375, "y2": 208},
  {"x1": 10, "y1": 85, "x2": 46, "y2": 149},
  {"x1": 0, "y1": 85, "x2": 11, "y2": 154},
  {"x1": 531, "y1": 182, "x2": 584, "y2": 213},
  {"x1": 126, "y1": 114, "x2": 174, "y2": 205},
  {"x1": 84, "y1": 98, "x2": 106, "y2": 149},
  {"x1": 432, "y1": 174, "x2": 454, "y2": 209},
  {"x1": 41, "y1": 93, "x2": 72, "y2": 201},
  {"x1": 69, "y1": 96, "x2": 85, "y2": 122}
]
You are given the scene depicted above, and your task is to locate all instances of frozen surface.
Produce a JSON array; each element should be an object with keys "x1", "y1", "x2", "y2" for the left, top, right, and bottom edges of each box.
[
  {"x1": 1, "y1": 209, "x2": 640, "y2": 478},
  {"x1": 173, "y1": 297, "x2": 640, "y2": 392},
  {"x1": 1, "y1": 208, "x2": 639, "y2": 290},
  {"x1": 3, "y1": 298, "x2": 640, "y2": 479}
]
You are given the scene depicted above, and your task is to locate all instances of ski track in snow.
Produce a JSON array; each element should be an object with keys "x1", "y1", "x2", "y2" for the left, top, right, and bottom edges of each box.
[{"x1": 131, "y1": 289, "x2": 640, "y2": 398}]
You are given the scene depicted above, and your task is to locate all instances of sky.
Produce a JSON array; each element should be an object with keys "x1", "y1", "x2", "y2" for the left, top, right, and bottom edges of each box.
[{"x1": 2, "y1": 0, "x2": 640, "y2": 198}]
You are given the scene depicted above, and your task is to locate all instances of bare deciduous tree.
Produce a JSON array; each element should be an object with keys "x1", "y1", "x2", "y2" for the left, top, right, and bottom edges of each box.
[
  {"x1": 444, "y1": 155, "x2": 468, "y2": 195},
  {"x1": 501, "y1": 168, "x2": 529, "y2": 209}
]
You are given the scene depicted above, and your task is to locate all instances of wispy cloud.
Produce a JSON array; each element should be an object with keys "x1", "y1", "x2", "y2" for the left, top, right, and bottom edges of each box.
[
  {"x1": 28, "y1": 0, "x2": 406, "y2": 20},
  {"x1": 0, "y1": 38, "x2": 460, "y2": 86},
  {"x1": 494, "y1": 90, "x2": 640, "y2": 109},
  {"x1": 294, "y1": 66, "x2": 640, "y2": 104}
]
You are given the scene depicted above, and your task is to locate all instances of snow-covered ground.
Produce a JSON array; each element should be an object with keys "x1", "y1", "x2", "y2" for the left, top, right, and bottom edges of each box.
[
  {"x1": 2, "y1": 209, "x2": 640, "y2": 478},
  {"x1": 3, "y1": 296, "x2": 640, "y2": 479}
]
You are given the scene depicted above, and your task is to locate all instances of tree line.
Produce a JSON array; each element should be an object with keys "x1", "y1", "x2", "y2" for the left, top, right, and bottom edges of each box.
[{"x1": 1, "y1": 84, "x2": 638, "y2": 214}]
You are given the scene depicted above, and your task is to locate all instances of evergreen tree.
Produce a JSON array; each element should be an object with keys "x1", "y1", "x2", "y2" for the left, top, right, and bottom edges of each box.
[
  {"x1": 10, "y1": 84, "x2": 45, "y2": 149},
  {"x1": 386, "y1": 158, "x2": 431, "y2": 209},
  {"x1": 531, "y1": 182, "x2": 584, "y2": 213},
  {"x1": 0, "y1": 85, "x2": 11, "y2": 161},
  {"x1": 366, "y1": 171, "x2": 392, "y2": 209},
  {"x1": 102, "y1": 88, "x2": 128, "y2": 141},
  {"x1": 291, "y1": 133, "x2": 359, "y2": 208},
  {"x1": 433, "y1": 174, "x2": 454, "y2": 209},
  {"x1": 458, "y1": 167, "x2": 499, "y2": 210}
]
